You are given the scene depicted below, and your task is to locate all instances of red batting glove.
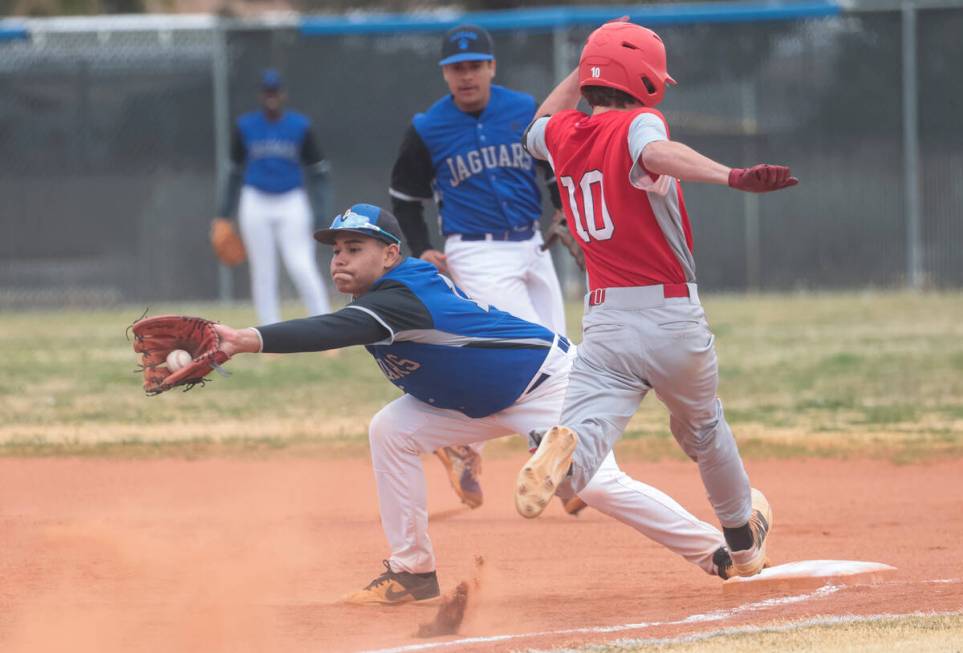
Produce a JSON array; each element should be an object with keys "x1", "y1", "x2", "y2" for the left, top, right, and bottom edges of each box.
[{"x1": 728, "y1": 164, "x2": 799, "y2": 193}]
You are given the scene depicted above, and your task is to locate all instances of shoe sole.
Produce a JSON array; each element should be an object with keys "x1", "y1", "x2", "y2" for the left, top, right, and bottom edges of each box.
[
  {"x1": 731, "y1": 488, "x2": 774, "y2": 577},
  {"x1": 515, "y1": 426, "x2": 577, "y2": 519},
  {"x1": 343, "y1": 591, "x2": 441, "y2": 606}
]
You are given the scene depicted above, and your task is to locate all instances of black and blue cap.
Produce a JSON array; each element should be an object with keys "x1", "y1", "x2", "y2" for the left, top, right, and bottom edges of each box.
[
  {"x1": 260, "y1": 68, "x2": 282, "y2": 90},
  {"x1": 314, "y1": 203, "x2": 404, "y2": 246},
  {"x1": 439, "y1": 24, "x2": 494, "y2": 66}
]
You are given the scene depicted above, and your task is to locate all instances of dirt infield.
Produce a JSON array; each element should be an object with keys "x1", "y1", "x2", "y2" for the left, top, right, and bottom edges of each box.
[{"x1": 0, "y1": 455, "x2": 960, "y2": 652}]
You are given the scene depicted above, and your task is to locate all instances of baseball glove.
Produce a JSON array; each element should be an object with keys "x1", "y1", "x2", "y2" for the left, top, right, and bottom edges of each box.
[
  {"x1": 130, "y1": 315, "x2": 230, "y2": 395},
  {"x1": 210, "y1": 218, "x2": 246, "y2": 267},
  {"x1": 541, "y1": 212, "x2": 585, "y2": 271}
]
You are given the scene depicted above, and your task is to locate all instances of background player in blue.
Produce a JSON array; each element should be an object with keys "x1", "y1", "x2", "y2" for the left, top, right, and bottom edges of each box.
[
  {"x1": 205, "y1": 202, "x2": 739, "y2": 605},
  {"x1": 389, "y1": 25, "x2": 582, "y2": 512},
  {"x1": 215, "y1": 69, "x2": 331, "y2": 325}
]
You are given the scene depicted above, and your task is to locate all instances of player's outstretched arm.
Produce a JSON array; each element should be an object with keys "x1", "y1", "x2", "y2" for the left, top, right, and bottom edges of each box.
[
  {"x1": 641, "y1": 141, "x2": 798, "y2": 192},
  {"x1": 534, "y1": 68, "x2": 580, "y2": 118},
  {"x1": 213, "y1": 324, "x2": 262, "y2": 358}
]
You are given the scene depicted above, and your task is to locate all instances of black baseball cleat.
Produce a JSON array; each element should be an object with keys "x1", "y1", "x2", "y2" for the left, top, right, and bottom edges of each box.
[
  {"x1": 343, "y1": 560, "x2": 440, "y2": 605},
  {"x1": 714, "y1": 546, "x2": 734, "y2": 580}
]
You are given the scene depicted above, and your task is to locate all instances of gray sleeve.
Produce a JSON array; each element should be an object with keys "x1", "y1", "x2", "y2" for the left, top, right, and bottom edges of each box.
[
  {"x1": 523, "y1": 116, "x2": 552, "y2": 163},
  {"x1": 627, "y1": 113, "x2": 669, "y2": 190}
]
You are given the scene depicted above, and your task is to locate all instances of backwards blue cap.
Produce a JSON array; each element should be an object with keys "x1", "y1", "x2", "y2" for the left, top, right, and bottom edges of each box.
[{"x1": 314, "y1": 203, "x2": 404, "y2": 246}]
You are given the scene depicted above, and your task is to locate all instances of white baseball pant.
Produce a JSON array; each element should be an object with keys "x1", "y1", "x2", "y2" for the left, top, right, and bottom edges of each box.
[
  {"x1": 367, "y1": 340, "x2": 726, "y2": 576},
  {"x1": 238, "y1": 186, "x2": 330, "y2": 325},
  {"x1": 443, "y1": 231, "x2": 568, "y2": 457},
  {"x1": 561, "y1": 284, "x2": 753, "y2": 528},
  {"x1": 444, "y1": 231, "x2": 567, "y2": 337}
]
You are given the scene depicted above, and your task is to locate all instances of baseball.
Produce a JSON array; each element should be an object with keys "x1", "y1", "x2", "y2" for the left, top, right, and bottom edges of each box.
[{"x1": 166, "y1": 349, "x2": 192, "y2": 371}]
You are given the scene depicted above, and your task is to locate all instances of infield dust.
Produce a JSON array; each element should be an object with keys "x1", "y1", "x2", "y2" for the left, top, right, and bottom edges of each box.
[{"x1": 0, "y1": 456, "x2": 960, "y2": 652}]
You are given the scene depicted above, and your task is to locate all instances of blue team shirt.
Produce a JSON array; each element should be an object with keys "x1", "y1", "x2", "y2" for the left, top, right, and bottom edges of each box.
[
  {"x1": 412, "y1": 85, "x2": 543, "y2": 235},
  {"x1": 352, "y1": 258, "x2": 556, "y2": 418},
  {"x1": 237, "y1": 110, "x2": 310, "y2": 193}
]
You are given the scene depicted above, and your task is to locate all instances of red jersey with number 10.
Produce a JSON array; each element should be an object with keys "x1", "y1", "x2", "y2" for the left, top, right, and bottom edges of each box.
[{"x1": 544, "y1": 108, "x2": 695, "y2": 291}]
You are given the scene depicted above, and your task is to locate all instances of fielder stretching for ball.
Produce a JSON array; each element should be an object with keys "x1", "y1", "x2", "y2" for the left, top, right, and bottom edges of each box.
[
  {"x1": 215, "y1": 69, "x2": 331, "y2": 325},
  {"x1": 132, "y1": 203, "x2": 745, "y2": 604},
  {"x1": 516, "y1": 20, "x2": 799, "y2": 578},
  {"x1": 389, "y1": 25, "x2": 584, "y2": 512}
]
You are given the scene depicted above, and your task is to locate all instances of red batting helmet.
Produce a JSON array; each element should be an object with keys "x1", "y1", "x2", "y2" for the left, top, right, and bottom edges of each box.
[{"x1": 578, "y1": 22, "x2": 676, "y2": 107}]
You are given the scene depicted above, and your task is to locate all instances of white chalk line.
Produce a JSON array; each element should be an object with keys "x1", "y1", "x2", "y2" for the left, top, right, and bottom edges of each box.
[
  {"x1": 547, "y1": 610, "x2": 963, "y2": 651},
  {"x1": 359, "y1": 584, "x2": 842, "y2": 653}
]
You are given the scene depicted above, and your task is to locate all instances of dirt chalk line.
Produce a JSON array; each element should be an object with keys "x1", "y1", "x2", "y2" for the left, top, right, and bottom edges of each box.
[{"x1": 361, "y1": 584, "x2": 843, "y2": 653}]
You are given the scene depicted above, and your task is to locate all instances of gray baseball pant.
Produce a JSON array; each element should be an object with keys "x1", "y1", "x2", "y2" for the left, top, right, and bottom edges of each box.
[{"x1": 562, "y1": 284, "x2": 752, "y2": 528}]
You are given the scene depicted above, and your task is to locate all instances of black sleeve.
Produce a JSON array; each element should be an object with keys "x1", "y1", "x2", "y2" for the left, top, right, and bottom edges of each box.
[
  {"x1": 537, "y1": 160, "x2": 562, "y2": 210},
  {"x1": 216, "y1": 168, "x2": 244, "y2": 217},
  {"x1": 389, "y1": 125, "x2": 434, "y2": 201},
  {"x1": 229, "y1": 125, "x2": 246, "y2": 166},
  {"x1": 350, "y1": 279, "x2": 434, "y2": 334},
  {"x1": 256, "y1": 279, "x2": 433, "y2": 353},
  {"x1": 389, "y1": 125, "x2": 435, "y2": 256},
  {"x1": 257, "y1": 307, "x2": 388, "y2": 353},
  {"x1": 299, "y1": 127, "x2": 332, "y2": 225},
  {"x1": 300, "y1": 127, "x2": 327, "y2": 168},
  {"x1": 217, "y1": 126, "x2": 246, "y2": 217},
  {"x1": 392, "y1": 198, "x2": 432, "y2": 257}
]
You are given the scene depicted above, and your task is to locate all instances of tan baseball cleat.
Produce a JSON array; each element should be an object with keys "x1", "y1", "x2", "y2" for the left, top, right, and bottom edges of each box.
[
  {"x1": 515, "y1": 426, "x2": 578, "y2": 519},
  {"x1": 434, "y1": 445, "x2": 483, "y2": 509},
  {"x1": 343, "y1": 560, "x2": 440, "y2": 606},
  {"x1": 729, "y1": 488, "x2": 774, "y2": 577}
]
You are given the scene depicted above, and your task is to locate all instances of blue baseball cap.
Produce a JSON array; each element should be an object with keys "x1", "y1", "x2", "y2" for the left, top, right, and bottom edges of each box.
[
  {"x1": 260, "y1": 68, "x2": 282, "y2": 90},
  {"x1": 314, "y1": 203, "x2": 404, "y2": 246},
  {"x1": 438, "y1": 24, "x2": 494, "y2": 66}
]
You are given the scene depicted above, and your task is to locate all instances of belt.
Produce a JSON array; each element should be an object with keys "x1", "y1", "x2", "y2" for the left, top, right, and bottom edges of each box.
[
  {"x1": 457, "y1": 225, "x2": 536, "y2": 242},
  {"x1": 525, "y1": 335, "x2": 571, "y2": 395},
  {"x1": 588, "y1": 283, "x2": 695, "y2": 307}
]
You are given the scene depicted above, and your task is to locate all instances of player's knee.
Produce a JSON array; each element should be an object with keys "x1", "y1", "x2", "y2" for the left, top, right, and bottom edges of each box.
[
  {"x1": 673, "y1": 418, "x2": 721, "y2": 459},
  {"x1": 367, "y1": 407, "x2": 396, "y2": 451},
  {"x1": 368, "y1": 405, "x2": 420, "y2": 456}
]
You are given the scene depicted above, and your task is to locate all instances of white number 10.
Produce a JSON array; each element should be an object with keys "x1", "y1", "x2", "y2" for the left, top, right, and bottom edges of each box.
[{"x1": 559, "y1": 170, "x2": 614, "y2": 243}]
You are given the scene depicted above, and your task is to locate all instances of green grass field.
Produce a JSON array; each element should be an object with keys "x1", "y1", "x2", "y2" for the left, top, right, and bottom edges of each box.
[
  {"x1": 534, "y1": 613, "x2": 963, "y2": 653},
  {"x1": 1, "y1": 291, "x2": 961, "y2": 461}
]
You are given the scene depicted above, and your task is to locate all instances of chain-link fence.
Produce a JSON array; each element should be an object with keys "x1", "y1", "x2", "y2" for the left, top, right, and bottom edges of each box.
[{"x1": 1, "y1": 3, "x2": 961, "y2": 309}]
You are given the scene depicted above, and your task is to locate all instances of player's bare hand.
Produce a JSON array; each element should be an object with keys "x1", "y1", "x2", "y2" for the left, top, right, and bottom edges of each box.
[
  {"x1": 213, "y1": 323, "x2": 261, "y2": 358},
  {"x1": 728, "y1": 164, "x2": 799, "y2": 193},
  {"x1": 420, "y1": 249, "x2": 450, "y2": 275}
]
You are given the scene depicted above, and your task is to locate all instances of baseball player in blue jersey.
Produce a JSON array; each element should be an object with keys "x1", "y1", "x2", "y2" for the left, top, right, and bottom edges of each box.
[
  {"x1": 216, "y1": 69, "x2": 331, "y2": 325},
  {"x1": 208, "y1": 202, "x2": 740, "y2": 604},
  {"x1": 390, "y1": 25, "x2": 583, "y2": 511}
]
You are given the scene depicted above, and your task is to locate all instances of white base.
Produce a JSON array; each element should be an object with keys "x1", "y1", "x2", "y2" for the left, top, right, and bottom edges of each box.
[{"x1": 724, "y1": 560, "x2": 896, "y2": 592}]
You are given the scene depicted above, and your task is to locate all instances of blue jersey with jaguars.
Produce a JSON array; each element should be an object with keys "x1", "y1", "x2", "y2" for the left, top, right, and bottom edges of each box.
[
  {"x1": 237, "y1": 110, "x2": 310, "y2": 193},
  {"x1": 412, "y1": 85, "x2": 542, "y2": 235},
  {"x1": 352, "y1": 258, "x2": 556, "y2": 417}
]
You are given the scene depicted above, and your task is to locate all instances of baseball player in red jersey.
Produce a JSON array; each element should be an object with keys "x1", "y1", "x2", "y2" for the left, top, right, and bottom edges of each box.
[{"x1": 516, "y1": 20, "x2": 797, "y2": 578}]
